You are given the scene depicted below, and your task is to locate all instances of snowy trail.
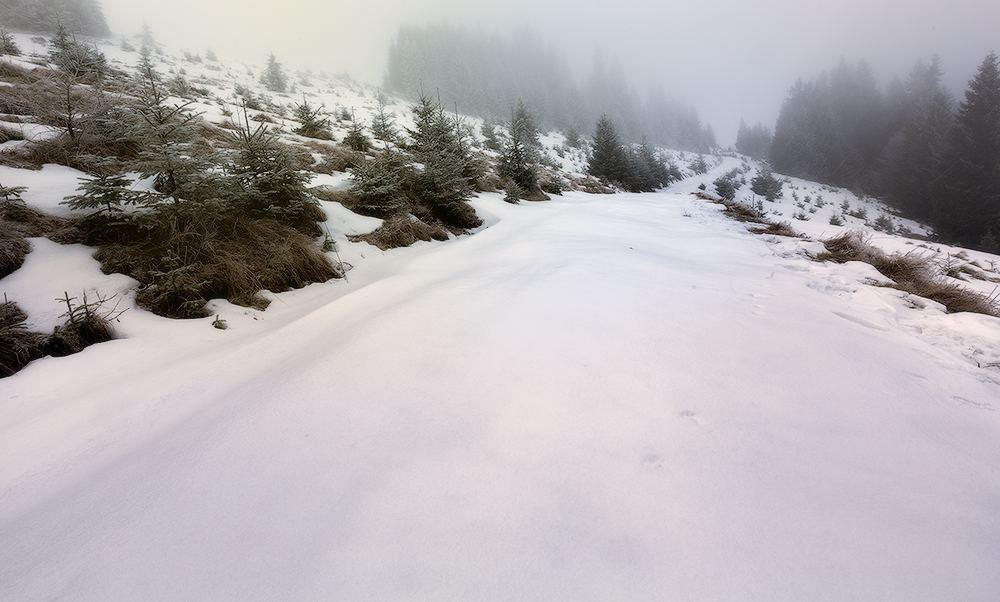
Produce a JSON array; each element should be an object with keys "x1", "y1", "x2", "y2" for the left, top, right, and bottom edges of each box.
[{"x1": 1, "y1": 191, "x2": 998, "y2": 601}]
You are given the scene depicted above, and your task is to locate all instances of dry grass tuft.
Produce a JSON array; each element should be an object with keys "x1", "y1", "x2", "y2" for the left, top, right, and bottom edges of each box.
[
  {"x1": 0, "y1": 218, "x2": 31, "y2": 277},
  {"x1": 348, "y1": 214, "x2": 449, "y2": 250},
  {"x1": 305, "y1": 142, "x2": 364, "y2": 174},
  {"x1": 0, "y1": 300, "x2": 44, "y2": 378},
  {"x1": 816, "y1": 230, "x2": 999, "y2": 317},
  {"x1": 96, "y1": 213, "x2": 340, "y2": 318},
  {"x1": 747, "y1": 221, "x2": 803, "y2": 238},
  {"x1": 704, "y1": 193, "x2": 804, "y2": 238}
]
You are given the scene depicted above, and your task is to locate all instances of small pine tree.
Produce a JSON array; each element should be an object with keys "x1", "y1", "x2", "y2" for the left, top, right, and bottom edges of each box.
[
  {"x1": 406, "y1": 92, "x2": 482, "y2": 227},
  {"x1": 343, "y1": 111, "x2": 370, "y2": 151},
  {"x1": 0, "y1": 29, "x2": 20, "y2": 56},
  {"x1": 228, "y1": 110, "x2": 318, "y2": 233},
  {"x1": 292, "y1": 98, "x2": 331, "y2": 139},
  {"x1": 750, "y1": 168, "x2": 783, "y2": 201},
  {"x1": 260, "y1": 53, "x2": 288, "y2": 93},
  {"x1": 370, "y1": 92, "x2": 398, "y2": 143},
  {"x1": 588, "y1": 114, "x2": 628, "y2": 186},
  {"x1": 979, "y1": 230, "x2": 1000, "y2": 254},
  {"x1": 348, "y1": 150, "x2": 411, "y2": 217},
  {"x1": 498, "y1": 102, "x2": 542, "y2": 195},
  {"x1": 714, "y1": 175, "x2": 736, "y2": 200}
]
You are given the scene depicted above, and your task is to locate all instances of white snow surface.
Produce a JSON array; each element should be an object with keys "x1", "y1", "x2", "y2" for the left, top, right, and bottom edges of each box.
[
  {"x1": 2, "y1": 188, "x2": 999, "y2": 601},
  {"x1": 1, "y1": 33, "x2": 999, "y2": 600}
]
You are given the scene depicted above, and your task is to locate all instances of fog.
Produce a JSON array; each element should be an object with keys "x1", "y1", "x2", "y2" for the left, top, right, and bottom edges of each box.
[{"x1": 100, "y1": 0, "x2": 999, "y2": 145}]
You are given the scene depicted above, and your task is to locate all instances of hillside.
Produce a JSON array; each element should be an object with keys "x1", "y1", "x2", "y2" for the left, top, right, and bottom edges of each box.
[{"x1": 1, "y1": 32, "x2": 1000, "y2": 601}]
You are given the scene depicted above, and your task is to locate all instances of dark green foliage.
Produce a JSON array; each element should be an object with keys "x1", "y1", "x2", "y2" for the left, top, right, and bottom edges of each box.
[
  {"x1": 714, "y1": 173, "x2": 737, "y2": 201},
  {"x1": 770, "y1": 60, "x2": 885, "y2": 190},
  {"x1": 234, "y1": 84, "x2": 263, "y2": 111},
  {"x1": 0, "y1": 0, "x2": 110, "y2": 37},
  {"x1": 260, "y1": 53, "x2": 288, "y2": 93},
  {"x1": 498, "y1": 101, "x2": 542, "y2": 195},
  {"x1": 62, "y1": 167, "x2": 141, "y2": 216},
  {"x1": 292, "y1": 98, "x2": 332, "y2": 139},
  {"x1": 873, "y1": 213, "x2": 895, "y2": 233},
  {"x1": 503, "y1": 181, "x2": 522, "y2": 204},
  {"x1": 751, "y1": 168, "x2": 783, "y2": 201},
  {"x1": 879, "y1": 57, "x2": 953, "y2": 221},
  {"x1": 588, "y1": 114, "x2": 628, "y2": 186},
  {"x1": 933, "y1": 52, "x2": 1000, "y2": 247},
  {"x1": 343, "y1": 113, "x2": 370, "y2": 152},
  {"x1": 979, "y1": 230, "x2": 999, "y2": 254},
  {"x1": 348, "y1": 150, "x2": 411, "y2": 217},
  {"x1": 49, "y1": 22, "x2": 107, "y2": 78},
  {"x1": 588, "y1": 117, "x2": 672, "y2": 192},
  {"x1": 228, "y1": 113, "x2": 321, "y2": 234},
  {"x1": 689, "y1": 155, "x2": 708, "y2": 174},
  {"x1": 480, "y1": 117, "x2": 501, "y2": 151},
  {"x1": 0, "y1": 28, "x2": 20, "y2": 56},
  {"x1": 128, "y1": 69, "x2": 213, "y2": 203},
  {"x1": 370, "y1": 93, "x2": 398, "y2": 142},
  {"x1": 405, "y1": 92, "x2": 483, "y2": 228},
  {"x1": 735, "y1": 119, "x2": 772, "y2": 160},
  {"x1": 383, "y1": 23, "x2": 713, "y2": 151}
]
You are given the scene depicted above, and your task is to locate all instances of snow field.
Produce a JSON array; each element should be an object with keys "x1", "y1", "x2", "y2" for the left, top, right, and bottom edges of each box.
[
  {"x1": 2, "y1": 187, "x2": 999, "y2": 601},
  {"x1": 1, "y1": 33, "x2": 998, "y2": 601}
]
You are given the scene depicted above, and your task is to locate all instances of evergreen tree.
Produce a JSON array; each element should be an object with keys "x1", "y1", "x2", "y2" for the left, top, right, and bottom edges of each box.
[
  {"x1": 228, "y1": 111, "x2": 318, "y2": 233},
  {"x1": 751, "y1": 168, "x2": 783, "y2": 201},
  {"x1": 879, "y1": 57, "x2": 952, "y2": 220},
  {"x1": 260, "y1": 53, "x2": 288, "y2": 93},
  {"x1": 292, "y1": 98, "x2": 331, "y2": 139},
  {"x1": 735, "y1": 119, "x2": 772, "y2": 160},
  {"x1": 343, "y1": 110, "x2": 370, "y2": 152},
  {"x1": 406, "y1": 92, "x2": 482, "y2": 227},
  {"x1": 588, "y1": 114, "x2": 628, "y2": 186},
  {"x1": 934, "y1": 52, "x2": 1000, "y2": 245},
  {"x1": 0, "y1": 28, "x2": 20, "y2": 56},
  {"x1": 348, "y1": 150, "x2": 411, "y2": 217},
  {"x1": 129, "y1": 66, "x2": 212, "y2": 203},
  {"x1": 498, "y1": 100, "x2": 542, "y2": 195},
  {"x1": 370, "y1": 92, "x2": 399, "y2": 143}
]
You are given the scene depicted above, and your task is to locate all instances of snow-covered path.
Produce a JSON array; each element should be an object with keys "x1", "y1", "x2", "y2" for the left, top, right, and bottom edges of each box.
[{"x1": 2, "y1": 191, "x2": 998, "y2": 601}]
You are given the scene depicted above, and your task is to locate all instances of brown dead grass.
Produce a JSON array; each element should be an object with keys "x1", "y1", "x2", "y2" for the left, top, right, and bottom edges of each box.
[
  {"x1": 348, "y1": 214, "x2": 449, "y2": 250},
  {"x1": 0, "y1": 218, "x2": 31, "y2": 277},
  {"x1": 95, "y1": 212, "x2": 340, "y2": 318},
  {"x1": 816, "y1": 230, "x2": 999, "y2": 317},
  {"x1": 703, "y1": 192, "x2": 804, "y2": 238}
]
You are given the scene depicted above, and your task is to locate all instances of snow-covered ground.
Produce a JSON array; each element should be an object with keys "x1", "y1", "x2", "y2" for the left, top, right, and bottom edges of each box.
[
  {"x1": 3, "y1": 183, "x2": 1000, "y2": 600},
  {"x1": 2, "y1": 32, "x2": 1000, "y2": 602}
]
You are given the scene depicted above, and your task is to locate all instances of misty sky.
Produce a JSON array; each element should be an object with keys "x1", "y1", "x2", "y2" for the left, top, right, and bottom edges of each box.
[{"x1": 100, "y1": 0, "x2": 999, "y2": 144}]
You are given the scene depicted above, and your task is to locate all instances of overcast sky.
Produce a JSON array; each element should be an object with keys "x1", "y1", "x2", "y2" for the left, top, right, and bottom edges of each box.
[{"x1": 100, "y1": 0, "x2": 999, "y2": 145}]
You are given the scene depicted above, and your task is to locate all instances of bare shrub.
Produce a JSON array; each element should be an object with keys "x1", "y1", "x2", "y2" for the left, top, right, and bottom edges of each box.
[
  {"x1": 42, "y1": 291, "x2": 117, "y2": 357},
  {"x1": 348, "y1": 214, "x2": 449, "y2": 250}
]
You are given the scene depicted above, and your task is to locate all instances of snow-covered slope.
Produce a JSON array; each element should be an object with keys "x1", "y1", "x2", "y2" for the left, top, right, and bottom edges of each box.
[
  {"x1": 2, "y1": 185, "x2": 999, "y2": 600},
  {"x1": 1, "y1": 33, "x2": 999, "y2": 602}
]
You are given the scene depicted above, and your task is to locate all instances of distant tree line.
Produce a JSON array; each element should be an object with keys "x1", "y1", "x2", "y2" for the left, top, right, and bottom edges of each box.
[
  {"x1": 0, "y1": 0, "x2": 109, "y2": 37},
  {"x1": 383, "y1": 23, "x2": 717, "y2": 153},
  {"x1": 768, "y1": 54, "x2": 1000, "y2": 249}
]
